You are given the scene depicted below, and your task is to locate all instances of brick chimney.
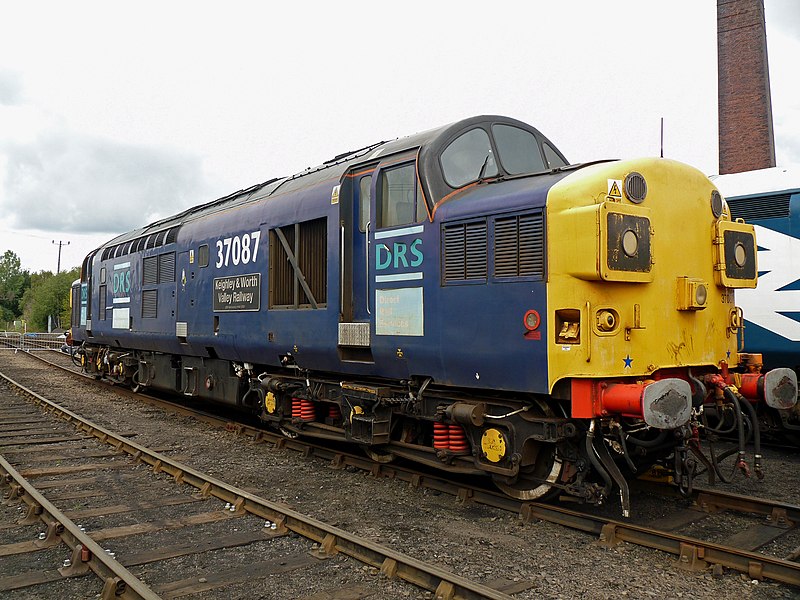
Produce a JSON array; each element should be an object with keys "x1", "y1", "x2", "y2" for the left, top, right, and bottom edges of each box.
[{"x1": 717, "y1": 0, "x2": 776, "y2": 174}]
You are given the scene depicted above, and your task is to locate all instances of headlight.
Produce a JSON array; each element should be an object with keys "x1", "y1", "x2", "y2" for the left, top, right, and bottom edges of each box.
[
  {"x1": 677, "y1": 277, "x2": 709, "y2": 311},
  {"x1": 621, "y1": 229, "x2": 639, "y2": 257},
  {"x1": 695, "y1": 283, "x2": 707, "y2": 306}
]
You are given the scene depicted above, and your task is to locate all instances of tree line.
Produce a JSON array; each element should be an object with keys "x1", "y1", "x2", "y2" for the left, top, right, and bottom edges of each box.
[{"x1": 0, "y1": 249, "x2": 80, "y2": 332}]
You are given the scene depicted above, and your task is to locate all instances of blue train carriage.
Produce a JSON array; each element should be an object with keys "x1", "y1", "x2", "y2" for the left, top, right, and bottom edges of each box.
[
  {"x1": 71, "y1": 116, "x2": 797, "y2": 510},
  {"x1": 712, "y1": 166, "x2": 800, "y2": 441}
]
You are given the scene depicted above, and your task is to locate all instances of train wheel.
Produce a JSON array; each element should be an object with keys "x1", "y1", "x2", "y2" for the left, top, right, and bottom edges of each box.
[
  {"x1": 492, "y1": 398, "x2": 566, "y2": 501},
  {"x1": 363, "y1": 445, "x2": 396, "y2": 463},
  {"x1": 279, "y1": 426, "x2": 299, "y2": 439},
  {"x1": 493, "y1": 450, "x2": 563, "y2": 501}
]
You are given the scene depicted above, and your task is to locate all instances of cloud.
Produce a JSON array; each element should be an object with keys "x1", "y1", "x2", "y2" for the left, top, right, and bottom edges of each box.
[
  {"x1": 1, "y1": 128, "x2": 207, "y2": 234},
  {"x1": 775, "y1": 123, "x2": 800, "y2": 165},
  {"x1": 767, "y1": 0, "x2": 800, "y2": 37},
  {"x1": 0, "y1": 70, "x2": 23, "y2": 105},
  {"x1": 766, "y1": 21, "x2": 800, "y2": 166}
]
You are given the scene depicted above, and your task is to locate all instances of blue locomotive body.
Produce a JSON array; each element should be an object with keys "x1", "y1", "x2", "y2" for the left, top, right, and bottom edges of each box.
[
  {"x1": 713, "y1": 167, "x2": 800, "y2": 371},
  {"x1": 73, "y1": 118, "x2": 566, "y2": 396}
]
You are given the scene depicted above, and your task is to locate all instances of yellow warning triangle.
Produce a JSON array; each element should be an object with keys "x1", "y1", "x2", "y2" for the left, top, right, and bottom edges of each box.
[{"x1": 609, "y1": 181, "x2": 621, "y2": 197}]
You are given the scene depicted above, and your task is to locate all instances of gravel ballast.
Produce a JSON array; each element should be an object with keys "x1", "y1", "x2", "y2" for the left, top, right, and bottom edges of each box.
[{"x1": 1, "y1": 351, "x2": 798, "y2": 599}]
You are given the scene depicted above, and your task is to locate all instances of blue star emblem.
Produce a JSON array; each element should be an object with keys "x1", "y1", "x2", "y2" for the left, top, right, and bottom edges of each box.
[
  {"x1": 726, "y1": 350, "x2": 731, "y2": 360},
  {"x1": 623, "y1": 354, "x2": 633, "y2": 369}
]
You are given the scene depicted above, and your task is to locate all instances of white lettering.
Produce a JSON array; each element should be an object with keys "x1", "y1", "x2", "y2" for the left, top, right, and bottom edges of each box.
[{"x1": 214, "y1": 231, "x2": 262, "y2": 268}]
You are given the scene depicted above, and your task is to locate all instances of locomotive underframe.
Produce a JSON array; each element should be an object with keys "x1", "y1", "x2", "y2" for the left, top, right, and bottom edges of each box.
[{"x1": 75, "y1": 343, "x2": 690, "y2": 507}]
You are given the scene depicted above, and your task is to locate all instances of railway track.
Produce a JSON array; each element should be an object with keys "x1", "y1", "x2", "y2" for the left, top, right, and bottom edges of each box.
[
  {"x1": 5, "y1": 349, "x2": 800, "y2": 592},
  {"x1": 0, "y1": 362, "x2": 515, "y2": 599}
]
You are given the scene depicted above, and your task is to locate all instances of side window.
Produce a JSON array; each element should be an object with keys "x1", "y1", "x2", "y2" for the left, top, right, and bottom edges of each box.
[
  {"x1": 377, "y1": 163, "x2": 422, "y2": 229},
  {"x1": 440, "y1": 128, "x2": 498, "y2": 188},
  {"x1": 359, "y1": 176, "x2": 371, "y2": 232},
  {"x1": 269, "y1": 218, "x2": 327, "y2": 309},
  {"x1": 492, "y1": 124, "x2": 546, "y2": 175},
  {"x1": 198, "y1": 244, "x2": 210, "y2": 268},
  {"x1": 543, "y1": 142, "x2": 567, "y2": 168}
]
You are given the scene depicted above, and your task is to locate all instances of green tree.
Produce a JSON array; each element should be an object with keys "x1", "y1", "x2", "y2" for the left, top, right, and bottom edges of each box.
[
  {"x1": 0, "y1": 250, "x2": 31, "y2": 328},
  {"x1": 21, "y1": 267, "x2": 80, "y2": 331}
]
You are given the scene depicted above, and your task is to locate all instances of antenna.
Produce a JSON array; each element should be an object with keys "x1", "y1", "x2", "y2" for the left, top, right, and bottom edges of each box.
[{"x1": 660, "y1": 117, "x2": 664, "y2": 158}]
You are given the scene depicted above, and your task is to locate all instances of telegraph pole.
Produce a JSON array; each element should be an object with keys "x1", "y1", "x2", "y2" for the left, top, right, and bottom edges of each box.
[{"x1": 52, "y1": 240, "x2": 70, "y2": 274}]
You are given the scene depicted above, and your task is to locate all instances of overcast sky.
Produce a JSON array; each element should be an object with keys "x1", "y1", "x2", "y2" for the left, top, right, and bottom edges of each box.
[{"x1": 1, "y1": 0, "x2": 798, "y2": 273}]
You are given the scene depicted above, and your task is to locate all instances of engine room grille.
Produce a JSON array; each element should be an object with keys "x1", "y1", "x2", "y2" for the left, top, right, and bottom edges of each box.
[
  {"x1": 158, "y1": 252, "x2": 176, "y2": 283},
  {"x1": 493, "y1": 212, "x2": 544, "y2": 279},
  {"x1": 442, "y1": 220, "x2": 487, "y2": 283},
  {"x1": 143, "y1": 252, "x2": 176, "y2": 285},
  {"x1": 727, "y1": 193, "x2": 791, "y2": 221},
  {"x1": 142, "y1": 289, "x2": 158, "y2": 318},
  {"x1": 143, "y1": 256, "x2": 157, "y2": 285},
  {"x1": 98, "y1": 285, "x2": 107, "y2": 320}
]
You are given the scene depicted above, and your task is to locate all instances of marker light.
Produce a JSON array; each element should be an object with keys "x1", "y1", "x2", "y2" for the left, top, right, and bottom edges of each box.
[
  {"x1": 523, "y1": 309, "x2": 540, "y2": 331},
  {"x1": 711, "y1": 190, "x2": 724, "y2": 218}
]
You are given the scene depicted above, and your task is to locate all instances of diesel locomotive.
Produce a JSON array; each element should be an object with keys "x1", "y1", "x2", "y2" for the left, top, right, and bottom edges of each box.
[
  {"x1": 70, "y1": 115, "x2": 797, "y2": 514},
  {"x1": 712, "y1": 167, "x2": 800, "y2": 444}
]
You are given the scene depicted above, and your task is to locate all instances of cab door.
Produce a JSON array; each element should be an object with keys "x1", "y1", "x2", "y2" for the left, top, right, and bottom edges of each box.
[
  {"x1": 340, "y1": 156, "x2": 429, "y2": 362},
  {"x1": 338, "y1": 166, "x2": 375, "y2": 358}
]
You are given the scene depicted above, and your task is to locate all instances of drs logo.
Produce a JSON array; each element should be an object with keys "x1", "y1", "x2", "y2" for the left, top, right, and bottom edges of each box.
[
  {"x1": 112, "y1": 262, "x2": 132, "y2": 299},
  {"x1": 376, "y1": 239, "x2": 423, "y2": 271},
  {"x1": 113, "y1": 270, "x2": 131, "y2": 295}
]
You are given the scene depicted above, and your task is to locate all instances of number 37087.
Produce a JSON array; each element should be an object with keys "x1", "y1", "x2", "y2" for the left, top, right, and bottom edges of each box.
[{"x1": 215, "y1": 231, "x2": 261, "y2": 268}]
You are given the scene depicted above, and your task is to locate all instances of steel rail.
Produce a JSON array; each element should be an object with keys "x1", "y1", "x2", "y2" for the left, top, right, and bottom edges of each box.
[
  {"x1": 15, "y1": 352, "x2": 800, "y2": 587},
  {"x1": 0, "y1": 369, "x2": 512, "y2": 600},
  {"x1": 0, "y1": 455, "x2": 162, "y2": 600},
  {"x1": 481, "y1": 495, "x2": 800, "y2": 586},
  {"x1": 633, "y1": 479, "x2": 800, "y2": 525}
]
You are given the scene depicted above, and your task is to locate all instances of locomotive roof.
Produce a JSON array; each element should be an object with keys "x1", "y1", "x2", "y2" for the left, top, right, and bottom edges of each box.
[
  {"x1": 711, "y1": 165, "x2": 800, "y2": 198},
  {"x1": 99, "y1": 115, "x2": 565, "y2": 250}
]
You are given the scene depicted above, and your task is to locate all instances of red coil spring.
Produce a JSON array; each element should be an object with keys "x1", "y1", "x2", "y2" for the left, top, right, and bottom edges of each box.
[
  {"x1": 291, "y1": 397, "x2": 302, "y2": 418},
  {"x1": 300, "y1": 399, "x2": 315, "y2": 421},
  {"x1": 328, "y1": 405, "x2": 342, "y2": 421},
  {"x1": 433, "y1": 422, "x2": 450, "y2": 449},
  {"x1": 448, "y1": 424, "x2": 470, "y2": 454}
]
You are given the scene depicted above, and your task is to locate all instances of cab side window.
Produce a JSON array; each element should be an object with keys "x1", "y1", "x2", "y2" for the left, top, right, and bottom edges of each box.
[
  {"x1": 440, "y1": 128, "x2": 498, "y2": 188},
  {"x1": 543, "y1": 142, "x2": 567, "y2": 168},
  {"x1": 377, "y1": 163, "x2": 425, "y2": 228},
  {"x1": 492, "y1": 124, "x2": 546, "y2": 175},
  {"x1": 359, "y1": 175, "x2": 371, "y2": 232}
]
